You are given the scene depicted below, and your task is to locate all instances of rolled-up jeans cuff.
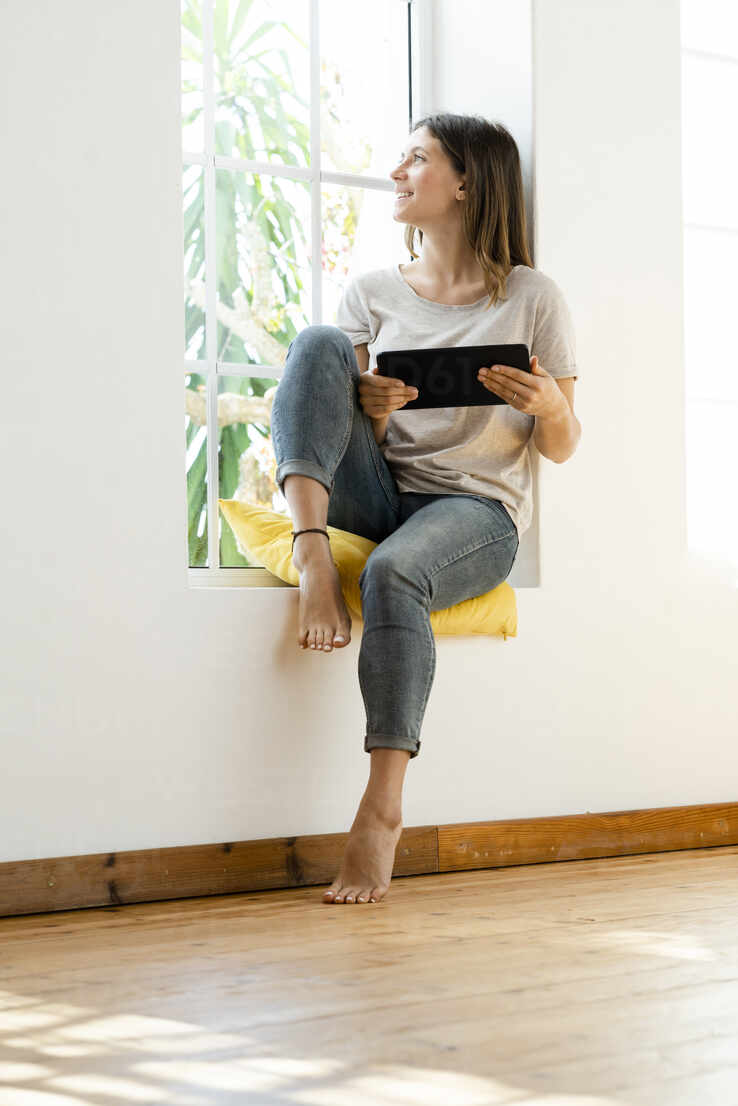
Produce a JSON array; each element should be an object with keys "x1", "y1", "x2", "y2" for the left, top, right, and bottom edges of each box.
[
  {"x1": 276, "y1": 459, "x2": 332, "y2": 498},
  {"x1": 365, "y1": 733, "x2": 420, "y2": 759}
]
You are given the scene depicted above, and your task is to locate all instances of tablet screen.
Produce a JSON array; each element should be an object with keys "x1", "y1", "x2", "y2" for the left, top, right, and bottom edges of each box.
[{"x1": 376, "y1": 343, "x2": 530, "y2": 408}]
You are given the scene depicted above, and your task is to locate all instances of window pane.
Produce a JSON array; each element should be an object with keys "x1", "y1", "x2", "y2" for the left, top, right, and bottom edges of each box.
[
  {"x1": 186, "y1": 371, "x2": 209, "y2": 567},
  {"x1": 681, "y1": 53, "x2": 738, "y2": 229},
  {"x1": 217, "y1": 373, "x2": 284, "y2": 568},
  {"x1": 213, "y1": 0, "x2": 310, "y2": 168},
  {"x1": 320, "y1": 0, "x2": 410, "y2": 182},
  {"x1": 683, "y1": 226, "x2": 738, "y2": 403},
  {"x1": 181, "y1": 0, "x2": 204, "y2": 152},
  {"x1": 215, "y1": 168, "x2": 312, "y2": 364},
  {"x1": 686, "y1": 399, "x2": 738, "y2": 567},
  {"x1": 322, "y1": 181, "x2": 407, "y2": 323},
  {"x1": 183, "y1": 0, "x2": 414, "y2": 574},
  {"x1": 681, "y1": 0, "x2": 738, "y2": 58},
  {"x1": 184, "y1": 163, "x2": 206, "y2": 360}
]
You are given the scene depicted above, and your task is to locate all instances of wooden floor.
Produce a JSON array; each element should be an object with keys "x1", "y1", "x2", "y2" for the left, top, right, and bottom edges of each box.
[{"x1": 1, "y1": 845, "x2": 737, "y2": 1106}]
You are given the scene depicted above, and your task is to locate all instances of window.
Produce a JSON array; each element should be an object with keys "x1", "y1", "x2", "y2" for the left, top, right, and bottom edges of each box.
[
  {"x1": 680, "y1": 2, "x2": 738, "y2": 579},
  {"x1": 182, "y1": 0, "x2": 427, "y2": 585}
]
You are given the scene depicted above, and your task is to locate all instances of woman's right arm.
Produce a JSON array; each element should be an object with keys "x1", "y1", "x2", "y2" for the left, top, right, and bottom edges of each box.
[{"x1": 354, "y1": 343, "x2": 390, "y2": 445}]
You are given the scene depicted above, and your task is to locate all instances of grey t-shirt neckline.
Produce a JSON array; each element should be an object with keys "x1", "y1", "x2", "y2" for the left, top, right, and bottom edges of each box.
[{"x1": 392, "y1": 261, "x2": 522, "y2": 310}]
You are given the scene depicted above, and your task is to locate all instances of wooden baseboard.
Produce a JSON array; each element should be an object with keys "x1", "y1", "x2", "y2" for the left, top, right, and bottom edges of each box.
[{"x1": 1, "y1": 801, "x2": 736, "y2": 918}]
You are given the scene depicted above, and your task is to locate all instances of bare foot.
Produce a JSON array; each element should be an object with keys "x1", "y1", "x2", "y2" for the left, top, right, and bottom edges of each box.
[
  {"x1": 292, "y1": 533, "x2": 352, "y2": 653},
  {"x1": 322, "y1": 802, "x2": 403, "y2": 904}
]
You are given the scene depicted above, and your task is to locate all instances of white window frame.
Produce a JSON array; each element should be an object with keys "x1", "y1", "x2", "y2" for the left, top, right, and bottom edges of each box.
[{"x1": 184, "y1": 0, "x2": 432, "y2": 588}]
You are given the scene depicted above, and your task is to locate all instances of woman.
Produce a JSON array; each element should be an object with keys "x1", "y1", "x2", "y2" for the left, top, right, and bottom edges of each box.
[{"x1": 270, "y1": 112, "x2": 580, "y2": 907}]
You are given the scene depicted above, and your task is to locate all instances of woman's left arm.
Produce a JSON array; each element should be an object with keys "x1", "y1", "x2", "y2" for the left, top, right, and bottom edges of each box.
[
  {"x1": 477, "y1": 357, "x2": 581, "y2": 464},
  {"x1": 532, "y1": 377, "x2": 581, "y2": 463}
]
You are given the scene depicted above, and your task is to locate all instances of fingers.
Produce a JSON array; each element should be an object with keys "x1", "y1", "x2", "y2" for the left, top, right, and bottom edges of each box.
[
  {"x1": 364, "y1": 398, "x2": 415, "y2": 418},
  {"x1": 374, "y1": 383, "x2": 417, "y2": 399},
  {"x1": 361, "y1": 377, "x2": 414, "y2": 393},
  {"x1": 359, "y1": 377, "x2": 418, "y2": 419}
]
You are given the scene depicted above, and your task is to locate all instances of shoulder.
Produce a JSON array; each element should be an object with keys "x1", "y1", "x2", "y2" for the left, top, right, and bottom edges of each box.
[
  {"x1": 344, "y1": 266, "x2": 396, "y2": 296},
  {"x1": 512, "y1": 267, "x2": 572, "y2": 321},
  {"x1": 509, "y1": 265, "x2": 564, "y2": 298}
]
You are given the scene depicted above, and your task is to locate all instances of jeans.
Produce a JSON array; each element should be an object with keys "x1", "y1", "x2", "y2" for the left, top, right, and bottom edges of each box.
[{"x1": 271, "y1": 324, "x2": 519, "y2": 759}]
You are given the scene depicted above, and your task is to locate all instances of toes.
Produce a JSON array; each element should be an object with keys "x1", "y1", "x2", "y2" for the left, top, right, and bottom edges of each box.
[
  {"x1": 325, "y1": 883, "x2": 378, "y2": 903},
  {"x1": 300, "y1": 629, "x2": 350, "y2": 651},
  {"x1": 321, "y1": 628, "x2": 350, "y2": 652},
  {"x1": 304, "y1": 629, "x2": 340, "y2": 651}
]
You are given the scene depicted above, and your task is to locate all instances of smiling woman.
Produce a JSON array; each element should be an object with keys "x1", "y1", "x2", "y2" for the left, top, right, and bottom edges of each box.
[{"x1": 268, "y1": 110, "x2": 579, "y2": 907}]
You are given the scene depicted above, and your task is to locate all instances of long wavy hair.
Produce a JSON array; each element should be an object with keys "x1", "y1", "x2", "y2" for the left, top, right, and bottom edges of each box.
[{"x1": 402, "y1": 113, "x2": 533, "y2": 311}]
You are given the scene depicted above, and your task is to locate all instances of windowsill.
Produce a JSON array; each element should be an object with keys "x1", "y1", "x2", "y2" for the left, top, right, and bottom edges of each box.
[
  {"x1": 187, "y1": 567, "x2": 293, "y2": 588},
  {"x1": 187, "y1": 567, "x2": 536, "y2": 590}
]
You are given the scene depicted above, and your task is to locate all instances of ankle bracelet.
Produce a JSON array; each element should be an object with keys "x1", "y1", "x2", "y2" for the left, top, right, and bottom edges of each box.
[{"x1": 291, "y1": 527, "x2": 330, "y2": 550}]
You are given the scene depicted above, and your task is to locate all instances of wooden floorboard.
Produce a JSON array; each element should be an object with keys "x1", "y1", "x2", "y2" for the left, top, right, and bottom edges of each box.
[{"x1": 1, "y1": 844, "x2": 737, "y2": 1104}]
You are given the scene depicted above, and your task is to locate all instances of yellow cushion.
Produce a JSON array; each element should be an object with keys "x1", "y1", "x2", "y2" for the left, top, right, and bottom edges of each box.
[{"x1": 218, "y1": 499, "x2": 517, "y2": 639}]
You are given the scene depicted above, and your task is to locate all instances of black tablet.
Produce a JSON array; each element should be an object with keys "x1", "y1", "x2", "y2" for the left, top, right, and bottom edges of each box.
[{"x1": 375, "y1": 343, "x2": 531, "y2": 409}]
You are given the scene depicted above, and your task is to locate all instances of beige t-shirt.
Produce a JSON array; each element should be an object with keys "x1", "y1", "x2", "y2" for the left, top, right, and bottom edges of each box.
[{"x1": 334, "y1": 262, "x2": 578, "y2": 539}]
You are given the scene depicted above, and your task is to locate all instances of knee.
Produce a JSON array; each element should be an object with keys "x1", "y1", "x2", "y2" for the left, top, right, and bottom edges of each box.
[
  {"x1": 291, "y1": 324, "x2": 353, "y2": 357},
  {"x1": 360, "y1": 550, "x2": 425, "y2": 593}
]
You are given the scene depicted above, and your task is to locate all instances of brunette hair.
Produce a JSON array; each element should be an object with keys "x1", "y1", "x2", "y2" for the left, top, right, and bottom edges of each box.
[{"x1": 402, "y1": 112, "x2": 533, "y2": 310}]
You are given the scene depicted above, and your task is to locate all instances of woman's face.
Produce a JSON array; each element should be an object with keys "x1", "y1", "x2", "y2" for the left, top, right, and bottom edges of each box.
[{"x1": 390, "y1": 126, "x2": 464, "y2": 227}]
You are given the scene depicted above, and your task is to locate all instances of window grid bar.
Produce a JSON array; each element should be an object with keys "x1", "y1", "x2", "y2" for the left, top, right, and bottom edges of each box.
[
  {"x1": 684, "y1": 221, "x2": 738, "y2": 235},
  {"x1": 682, "y1": 45, "x2": 738, "y2": 67},
  {"x1": 310, "y1": 0, "x2": 322, "y2": 326},
  {"x1": 203, "y1": 0, "x2": 219, "y2": 572},
  {"x1": 182, "y1": 151, "x2": 398, "y2": 193},
  {"x1": 409, "y1": 0, "x2": 431, "y2": 123},
  {"x1": 407, "y1": 0, "x2": 412, "y2": 127}
]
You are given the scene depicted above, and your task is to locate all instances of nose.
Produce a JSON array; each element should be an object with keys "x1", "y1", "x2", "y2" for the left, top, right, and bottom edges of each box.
[{"x1": 391, "y1": 157, "x2": 407, "y2": 181}]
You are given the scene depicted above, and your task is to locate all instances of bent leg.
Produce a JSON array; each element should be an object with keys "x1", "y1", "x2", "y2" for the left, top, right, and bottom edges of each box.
[
  {"x1": 271, "y1": 324, "x2": 400, "y2": 545},
  {"x1": 358, "y1": 493, "x2": 519, "y2": 758}
]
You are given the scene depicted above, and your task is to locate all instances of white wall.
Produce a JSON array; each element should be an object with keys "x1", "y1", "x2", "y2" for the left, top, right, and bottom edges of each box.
[{"x1": 1, "y1": 0, "x2": 736, "y2": 866}]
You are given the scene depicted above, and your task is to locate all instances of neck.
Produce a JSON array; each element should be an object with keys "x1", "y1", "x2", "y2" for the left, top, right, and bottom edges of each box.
[{"x1": 412, "y1": 231, "x2": 485, "y2": 287}]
